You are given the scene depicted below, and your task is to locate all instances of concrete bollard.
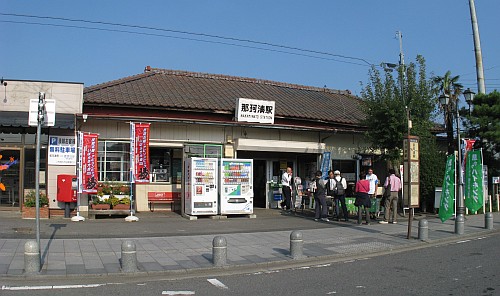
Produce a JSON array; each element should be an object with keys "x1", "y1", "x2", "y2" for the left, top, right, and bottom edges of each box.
[
  {"x1": 485, "y1": 212, "x2": 494, "y2": 230},
  {"x1": 121, "y1": 240, "x2": 138, "y2": 273},
  {"x1": 212, "y1": 236, "x2": 227, "y2": 267},
  {"x1": 455, "y1": 215, "x2": 465, "y2": 235},
  {"x1": 418, "y1": 219, "x2": 428, "y2": 241},
  {"x1": 24, "y1": 240, "x2": 40, "y2": 274},
  {"x1": 290, "y1": 230, "x2": 304, "y2": 259}
]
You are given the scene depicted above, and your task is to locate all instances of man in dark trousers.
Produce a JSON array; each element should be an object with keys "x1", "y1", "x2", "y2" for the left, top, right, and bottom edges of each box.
[
  {"x1": 314, "y1": 170, "x2": 329, "y2": 222},
  {"x1": 281, "y1": 167, "x2": 293, "y2": 212},
  {"x1": 333, "y1": 170, "x2": 349, "y2": 222}
]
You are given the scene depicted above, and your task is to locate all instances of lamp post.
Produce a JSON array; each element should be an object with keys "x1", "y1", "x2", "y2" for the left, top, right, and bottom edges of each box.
[
  {"x1": 463, "y1": 88, "x2": 475, "y2": 115},
  {"x1": 439, "y1": 91, "x2": 473, "y2": 235}
]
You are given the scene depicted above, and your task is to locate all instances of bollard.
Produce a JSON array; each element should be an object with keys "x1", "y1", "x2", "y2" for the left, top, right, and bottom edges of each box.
[
  {"x1": 121, "y1": 240, "x2": 138, "y2": 273},
  {"x1": 485, "y1": 212, "x2": 493, "y2": 230},
  {"x1": 24, "y1": 240, "x2": 40, "y2": 274},
  {"x1": 418, "y1": 219, "x2": 428, "y2": 241},
  {"x1": 455, "y1": 215, "x2": 465, "y2": 235},
  {"x1": 290, "y1": 230, "x2": 304, "y2": 259},
  {"x1": 212, "y1": 236, "x2": 227, "y2": 267}
]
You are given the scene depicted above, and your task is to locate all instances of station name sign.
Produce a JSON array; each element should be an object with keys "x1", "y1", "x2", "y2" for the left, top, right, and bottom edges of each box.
[{"x1": 236, "y1": 98, "x2": 275, "y2": 124}]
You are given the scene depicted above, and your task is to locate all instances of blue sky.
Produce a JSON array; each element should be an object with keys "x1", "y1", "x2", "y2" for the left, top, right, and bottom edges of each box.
[{"x1": 1, "y1": 0, "x2": 499, "y2": 96}]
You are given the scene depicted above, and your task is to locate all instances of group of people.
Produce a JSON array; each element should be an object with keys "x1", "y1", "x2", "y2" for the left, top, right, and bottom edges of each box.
[{"x1": 281, "y1": 166, "x2": 402, "y2": 225}]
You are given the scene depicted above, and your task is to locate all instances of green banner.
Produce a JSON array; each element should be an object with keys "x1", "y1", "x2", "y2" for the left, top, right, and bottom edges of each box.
[
  {"x1": 465, "y1": 149, "x2": 484, "y2": 213},
  {"x1": 440, "y1": 154, "x2": 456, "y2": 222}
]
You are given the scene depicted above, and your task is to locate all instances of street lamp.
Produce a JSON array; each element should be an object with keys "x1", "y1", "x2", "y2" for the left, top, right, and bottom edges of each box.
[
  {"x1": 439, "y1": 92, "x2": 465, "y2": 234},
  {"x1": 463, "y1": 88, "x2": 475, "y2": 115}
]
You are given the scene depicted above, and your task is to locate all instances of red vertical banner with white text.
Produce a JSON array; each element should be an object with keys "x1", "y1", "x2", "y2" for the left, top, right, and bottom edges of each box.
[
  {"x1": 81, "y1": 133, "x2": 99, "y2": 193},
  {"x1": 133, "y1": 123, "x2": 150, "y2": 183}
]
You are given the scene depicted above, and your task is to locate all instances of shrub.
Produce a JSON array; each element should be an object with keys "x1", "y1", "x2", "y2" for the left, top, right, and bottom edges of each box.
[{"x1": 24, "y1": 190, "x2": 49, "y2": 207}]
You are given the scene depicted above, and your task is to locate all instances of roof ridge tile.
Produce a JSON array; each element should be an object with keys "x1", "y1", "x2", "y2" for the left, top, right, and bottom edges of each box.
[{"x1": 146, "y1": 67, "x2": 352, "y2": 95}]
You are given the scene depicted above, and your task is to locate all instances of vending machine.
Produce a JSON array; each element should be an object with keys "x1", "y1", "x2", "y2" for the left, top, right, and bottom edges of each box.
[
  {"x1": 184, "y1": 157, "x2": 218, "y2": 216},
  {"x1": 219, "y1": 158, "x2": 253, "y2": 215}
]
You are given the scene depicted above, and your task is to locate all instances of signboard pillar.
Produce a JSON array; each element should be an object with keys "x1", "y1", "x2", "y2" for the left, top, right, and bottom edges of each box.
[{"x1": 403, "y1": 136, "x2": 419, "y2": 239}]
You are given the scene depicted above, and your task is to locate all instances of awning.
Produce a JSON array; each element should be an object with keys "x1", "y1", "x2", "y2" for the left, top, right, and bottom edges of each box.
[
  {"x1": 234, "y1": 138, "x2": 325, "y2": 154},
  {"x1": 0, "y1": 111, "x2": 75, "y2": 129}
]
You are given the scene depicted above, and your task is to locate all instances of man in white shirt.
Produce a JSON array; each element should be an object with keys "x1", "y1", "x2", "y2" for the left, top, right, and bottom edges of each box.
[
  {"x1": 333, "y1": 170, "x2": 349, "y2": 222},
  {"x1": 365, "y1": 168, "x2": 378, "y2": 198},
  {"x1": 281, "y1": 167, "x2": 293, "y2": 212}
]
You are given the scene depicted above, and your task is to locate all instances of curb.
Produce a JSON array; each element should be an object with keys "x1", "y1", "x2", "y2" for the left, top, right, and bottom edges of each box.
[{"x1": 2, "y1": 227, "x2": 498, "y2": 282}]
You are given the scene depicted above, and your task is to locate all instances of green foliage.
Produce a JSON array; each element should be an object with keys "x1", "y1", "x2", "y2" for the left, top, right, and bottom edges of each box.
[
  {"x1": 360, "y1": 55, "x2": 445, "y2": 210},
  {"x1": 464, "y1": 90, "x2": 500, "y2": 177},
  {"x1": 107, "y1": 196, "x2": 120, "y2": 206},
  {"x1": 24, "y1": 190, "x2": 49, "y2": 207},
  {"x1": 119, "y1": 197, "x2": 131, "y2": 205}
]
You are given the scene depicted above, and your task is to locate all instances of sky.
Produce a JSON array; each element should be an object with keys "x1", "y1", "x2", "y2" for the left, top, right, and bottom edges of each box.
[{"x1": 1, "y1": 0, "x2": 499, "y2": 97}]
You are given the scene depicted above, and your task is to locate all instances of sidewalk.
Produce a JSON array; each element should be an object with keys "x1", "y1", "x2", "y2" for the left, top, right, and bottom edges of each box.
[{"x1": 0, "y1": 209, "x2": 498, "y2": 278}]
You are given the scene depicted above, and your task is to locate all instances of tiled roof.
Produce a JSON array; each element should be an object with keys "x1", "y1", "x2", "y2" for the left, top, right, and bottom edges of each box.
[{"x1": 83, "y1": 68, "x2": 366, "y2": 127}]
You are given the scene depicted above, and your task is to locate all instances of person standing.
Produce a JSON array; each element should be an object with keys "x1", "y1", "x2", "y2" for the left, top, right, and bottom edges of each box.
[
  {"x1": 281, "y1": 167, "x2": 293, "y2": 212},
  {"x1": 313, "y1": 170, "x2": 329, "y2": 222},
  {"x1": 379, "y1": 169, "x2": 402, "y2": 224},
  {"x1": 365, "y1": 168, "x2": 379, "y2": 198},
  {"x1": 326, "y1": 170, "x2": 336, "y2": 217},
  {"x1": 355, "y1": 173, "x2": 371, "y2": 225},
  {"x1": 365, "y1": 168, "x2": 378, "y2": 219},
  {"x1": 333, "y1": 170, "x2": 349, "y2": 222}
]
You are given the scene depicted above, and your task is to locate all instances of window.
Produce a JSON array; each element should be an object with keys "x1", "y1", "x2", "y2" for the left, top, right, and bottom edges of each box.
[
  {"x1": 150, "y1": 148, "x2": 171, "y2": 183},
  {"x1": 185, "y1": 144, "x2": 222, "y2": 158},
  {"x1": 98, "y1": 141, "x2": 130, "y2": 182}
]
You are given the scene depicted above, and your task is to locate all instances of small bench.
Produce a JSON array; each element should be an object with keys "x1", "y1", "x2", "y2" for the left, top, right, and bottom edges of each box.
[
  {"x1": 148, "y1": 192, "x2": 181, "y2": 212},
  {"x1": 88, "y1": 210, "x2": 130, "y2": 219}
]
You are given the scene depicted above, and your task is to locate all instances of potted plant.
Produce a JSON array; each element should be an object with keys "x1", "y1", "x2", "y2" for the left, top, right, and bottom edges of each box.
[
  {"x1": 113, "y1": 196, "x2": 130, "y2": 210},
  {"x1": 22, "y1": 190, "x2": 49, "y2": 219},
  {"x1": 91, "y1": 195, "x2": 110, "y2": 210}
]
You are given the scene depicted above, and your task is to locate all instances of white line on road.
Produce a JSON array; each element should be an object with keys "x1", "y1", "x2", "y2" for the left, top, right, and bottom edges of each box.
[
  {"x1": 207, "y1": 278, "x2": 229, "y2": 290},
  {"x1": 456, "y1": 240, "x2": 471, "y2": 244},
  {"x1": 2, "y1": 284, "x2": 105, "y2": 291},
  {"x1": 162, "y1": 291, "x2": 195, "y2": 295}
]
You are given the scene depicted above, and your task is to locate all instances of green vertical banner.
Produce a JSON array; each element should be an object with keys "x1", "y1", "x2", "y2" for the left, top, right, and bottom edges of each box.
[
  {"x1": 465, "y1": 149, "x2": 484, "y2": 213},
  {"x1": 440, "y1": 154, "x2": 456, "y2": 222}
]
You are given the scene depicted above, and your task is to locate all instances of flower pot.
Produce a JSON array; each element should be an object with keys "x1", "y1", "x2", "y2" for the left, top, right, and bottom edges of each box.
[
  {"x1": 22, "y1": 205, "x2": 49, "y2": 219},
  {"x1": 112, "y1": 204, "x2": 130, "y2": 210},
  {"x1": 91, "y1": 204, "x2": 111, "y2": 210}
]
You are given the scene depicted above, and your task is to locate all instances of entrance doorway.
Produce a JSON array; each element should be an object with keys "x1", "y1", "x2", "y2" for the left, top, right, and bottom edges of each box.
[
  {"x1": 0, "y1": 149, "x2": 20, "y2": 208},
  {"x1": 253, "y1": 160, "x2": 267, "y2": 208}
]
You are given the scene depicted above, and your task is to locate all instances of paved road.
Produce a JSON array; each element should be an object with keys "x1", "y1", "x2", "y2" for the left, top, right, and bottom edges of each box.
[
  {"x1": 2, "y1": 231, "x2": 499, "y2": 295},
  {"x1": 0, "y1": 208, "x2": 498, "y2": 280}
]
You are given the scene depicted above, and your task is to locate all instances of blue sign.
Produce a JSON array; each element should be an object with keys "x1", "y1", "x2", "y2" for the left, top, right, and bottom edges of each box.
[{"x1": 320, "y1": 152, "x2": 331, "y2": 180}]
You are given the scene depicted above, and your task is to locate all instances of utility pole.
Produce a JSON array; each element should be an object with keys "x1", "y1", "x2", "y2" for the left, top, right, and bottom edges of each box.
[{"x1": 469, "y1": 0, "x2": 486, "y2": 94}]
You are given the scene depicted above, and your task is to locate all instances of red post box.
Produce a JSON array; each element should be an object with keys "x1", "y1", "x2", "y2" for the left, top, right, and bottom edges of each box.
[{"x1": 57, "y1": 174, "x2": 77, "y2": 203}]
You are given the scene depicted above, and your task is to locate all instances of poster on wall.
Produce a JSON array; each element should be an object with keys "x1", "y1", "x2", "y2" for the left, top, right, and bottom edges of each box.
[
  {"x1": 48, "y1": 135, "x2": 77, "y2": 165},
  {"x1": 131, "y1": 122, "x2": 151, "y2": 183},
  {"x1": 79, "y1": 132, "x2": 98, "y2": 193}
]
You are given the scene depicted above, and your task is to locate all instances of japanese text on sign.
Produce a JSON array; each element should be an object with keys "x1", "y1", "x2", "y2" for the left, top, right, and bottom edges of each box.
[{"x1": 236, "y1": 98, "x2": 275, "y2": 124}]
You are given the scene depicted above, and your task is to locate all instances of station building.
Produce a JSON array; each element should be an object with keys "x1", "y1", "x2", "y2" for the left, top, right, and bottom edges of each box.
[{"x1": 0, "y1": 68, "x2": 379, "y2": 216}]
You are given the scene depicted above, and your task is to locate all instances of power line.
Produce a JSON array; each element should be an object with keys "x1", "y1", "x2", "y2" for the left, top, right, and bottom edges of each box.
[
  {"x1": 0, "y1": 12, "x2": 375, "y2": 67},
  {"x1": 0, "y1": 19, "x2": 373, "y2": 67}
]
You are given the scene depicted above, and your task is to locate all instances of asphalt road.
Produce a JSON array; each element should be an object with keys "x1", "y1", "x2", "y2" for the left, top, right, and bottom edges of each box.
[{"x1": 2, "y1": 231, "x2": 499, "y2": 296}]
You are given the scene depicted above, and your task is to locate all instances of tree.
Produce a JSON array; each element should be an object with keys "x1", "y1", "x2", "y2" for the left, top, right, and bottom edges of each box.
[
  {"x1": 360, "y1": 55, "x2": 445, "y2": 211},
  {"x1": 464, "y1": 90, "x2": 500, "y2": 179},
  {"x1": 432, "y1": 71, "x2": 463, "y2": 154}
]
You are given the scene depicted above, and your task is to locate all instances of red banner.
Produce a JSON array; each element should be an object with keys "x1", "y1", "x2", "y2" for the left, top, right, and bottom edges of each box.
[
  {"x1": 81, "y1": 133, "x2": 98, "y2": 193},
  {"x1": 133, "y1": 123, "x2": 150, "y2": 183}
]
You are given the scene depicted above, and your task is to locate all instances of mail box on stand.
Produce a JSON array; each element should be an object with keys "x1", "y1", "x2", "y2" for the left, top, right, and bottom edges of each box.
[{"x1": 57, "y1": 174, "x2": 77, "y2": 203}]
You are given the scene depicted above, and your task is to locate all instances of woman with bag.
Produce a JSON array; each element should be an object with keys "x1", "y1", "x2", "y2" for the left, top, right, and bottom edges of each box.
[{"x1": 354, "y1": 172, "x2": 371, "y2": 225}]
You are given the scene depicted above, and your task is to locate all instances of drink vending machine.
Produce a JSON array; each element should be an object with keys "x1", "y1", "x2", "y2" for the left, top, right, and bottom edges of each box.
[
  {"x1": 219, "y1": 158, "x2": 253, "y2": 214},
  {"x1": 184, "y1": 157, "x2": 218, "y2": 216}
]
